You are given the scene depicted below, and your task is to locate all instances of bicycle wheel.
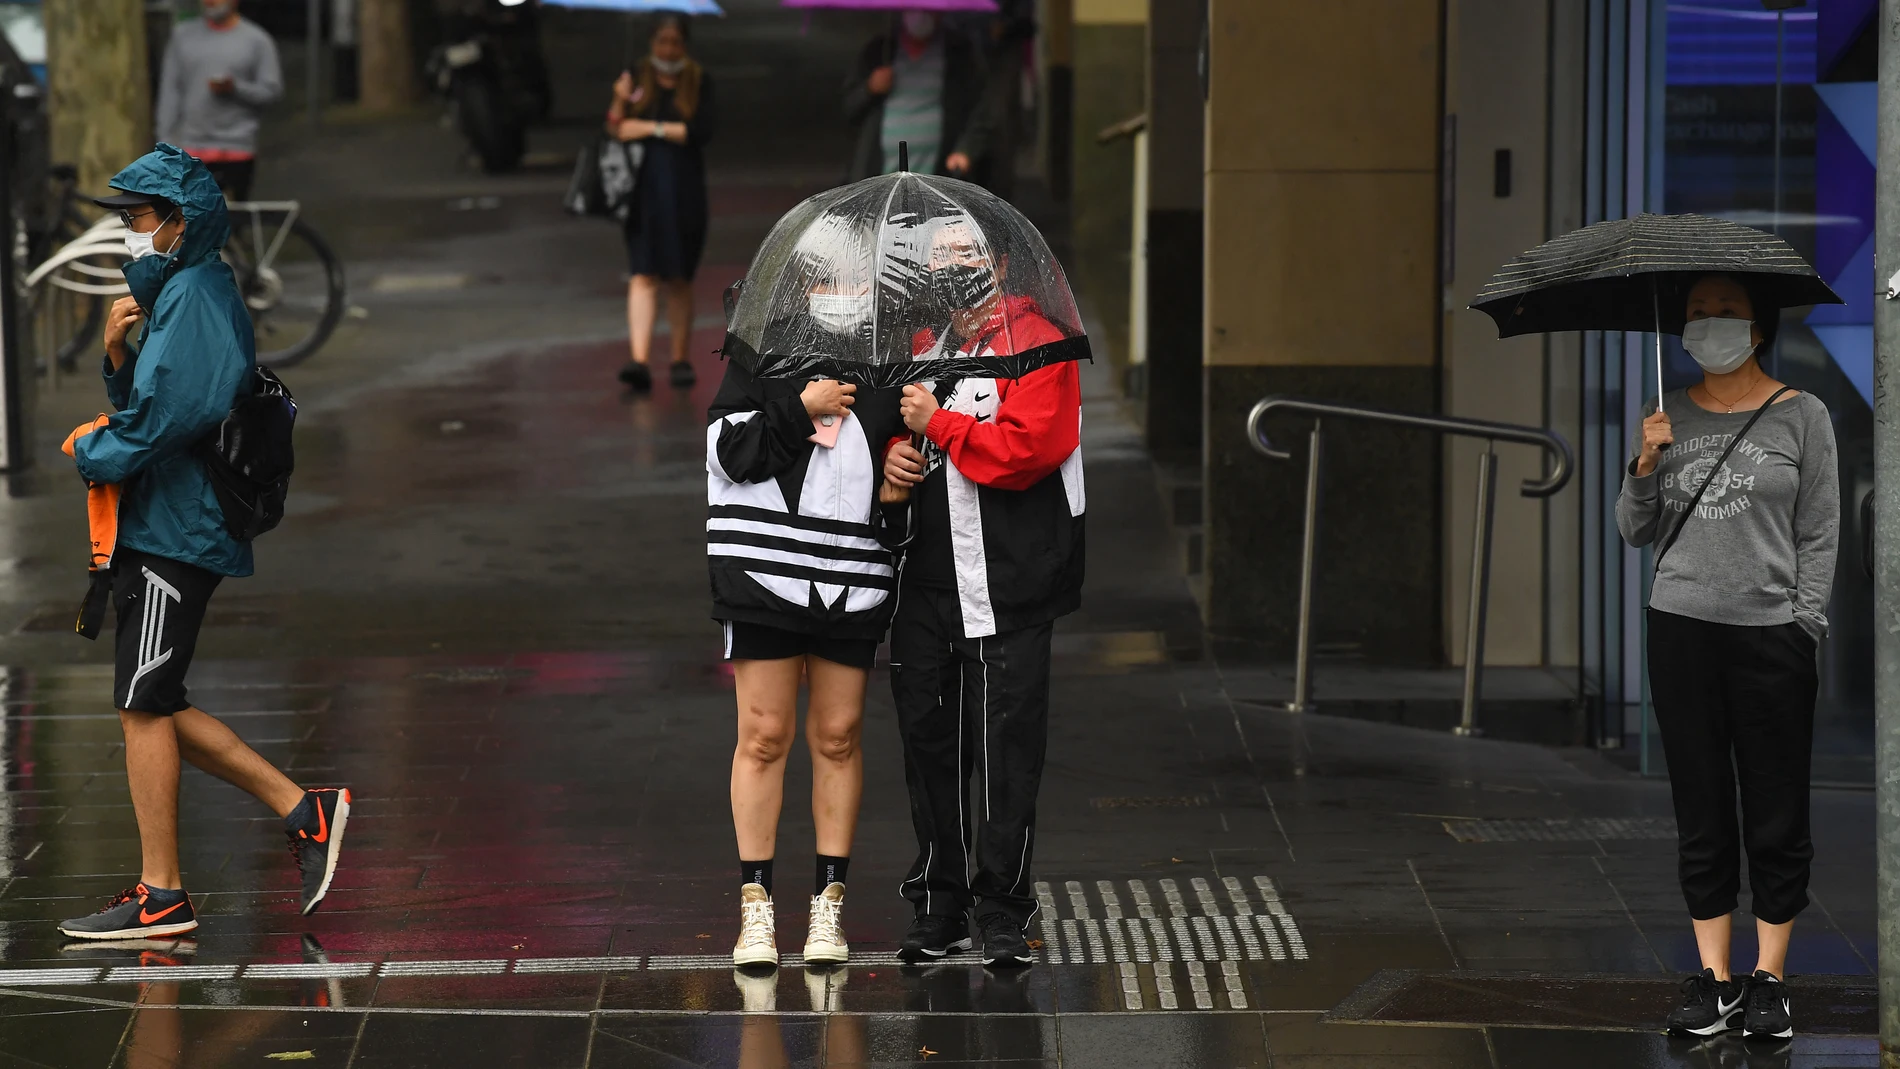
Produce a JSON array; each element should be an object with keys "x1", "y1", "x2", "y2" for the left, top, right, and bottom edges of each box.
[
  {"x1": 225, "y1": 213, "x2": 346, "y2": 368},
  {"x1": 42, "y1": 210, "x2": 112, "y2": 371}
]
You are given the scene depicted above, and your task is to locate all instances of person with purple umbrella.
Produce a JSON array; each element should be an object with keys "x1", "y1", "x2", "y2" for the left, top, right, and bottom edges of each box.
[{"x1": 843, "y1": 10, "x2": 995, "y2": 182}]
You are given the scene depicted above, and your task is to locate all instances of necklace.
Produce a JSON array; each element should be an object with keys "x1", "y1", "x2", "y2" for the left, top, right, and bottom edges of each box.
[{"x1": 1703, "y1": 368, "x2": 1761, "y2": 413}]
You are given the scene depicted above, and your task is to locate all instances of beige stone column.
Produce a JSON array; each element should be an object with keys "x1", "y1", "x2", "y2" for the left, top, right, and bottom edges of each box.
[
  {"x1": 1440, "y1": 0, "x2": 1553, "y2": 667},
  {"x1": 1201, "y1": 0, "x2": 1444, "y2": 658}
]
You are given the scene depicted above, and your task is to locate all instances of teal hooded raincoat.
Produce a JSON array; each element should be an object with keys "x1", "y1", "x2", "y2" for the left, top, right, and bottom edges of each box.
[{"x1": 72, "y1": 144, "x2": 254, "y2": 577}]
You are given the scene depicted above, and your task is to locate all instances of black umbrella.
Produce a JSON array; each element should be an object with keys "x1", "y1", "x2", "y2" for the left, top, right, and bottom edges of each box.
[{"x1": 1471, "y1": 213, "x2": 1842, "y2": 399}]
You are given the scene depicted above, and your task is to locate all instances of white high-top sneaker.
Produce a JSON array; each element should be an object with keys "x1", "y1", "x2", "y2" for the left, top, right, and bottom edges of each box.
[
  {"x1": 803, "y1": 882, "x2": 849, "y2": 965},
  {"x1": 733, "y1": 883, "x2": 779, "y2": 968}
]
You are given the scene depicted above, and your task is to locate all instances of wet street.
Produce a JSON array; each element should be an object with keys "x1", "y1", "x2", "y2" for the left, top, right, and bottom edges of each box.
[{"x1": 0, "y1": 3, "x2": 1881, "y2": 1066}]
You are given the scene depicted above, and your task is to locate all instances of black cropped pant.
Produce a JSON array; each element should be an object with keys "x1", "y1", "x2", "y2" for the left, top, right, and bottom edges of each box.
[{"x1": 1647, "y1": 609, "x2": 1817, "y2": 925}]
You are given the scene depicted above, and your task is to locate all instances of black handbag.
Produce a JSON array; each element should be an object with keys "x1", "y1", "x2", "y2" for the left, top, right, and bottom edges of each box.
[
  {"x1": 1652, "y1": 386, "x2": 1791, "y2": 570},
  {"x1": 196, "y1": 365, "x2": 296, "y2": 542},
  {"x1": 565, "y1": 135, "x2": 643, "y2": 221}
]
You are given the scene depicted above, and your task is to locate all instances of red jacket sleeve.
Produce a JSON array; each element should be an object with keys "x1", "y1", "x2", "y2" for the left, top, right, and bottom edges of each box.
[{"x1": 923, "y1": 362, "x2": 1080, "y2": 491}]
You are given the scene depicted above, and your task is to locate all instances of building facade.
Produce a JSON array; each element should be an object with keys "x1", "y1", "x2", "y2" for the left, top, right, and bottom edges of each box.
[{"x1": 1087, "y1": 0, "x2": 1872, "y2": 768}]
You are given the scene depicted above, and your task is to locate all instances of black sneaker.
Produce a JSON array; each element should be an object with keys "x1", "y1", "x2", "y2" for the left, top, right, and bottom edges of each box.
[
  {"x1": 668, "y1": 361, "x2": 697, "y2": 389},
  {"x1": 978, "y1": 912, "x2": 1033, "y2": 968},
  {"x1": 897, "y1": 913, "x2": 973, "y2": 964},
  {"x1": 618, "y1": 362, "x2": 653, "y2": 391},
  {"x1": 286, "y1": 788, "x2": 352, "y2": 916},
  {"x1": 1744, "y1": 970, "x2": 1793, "y2": 1040},
  {"x1": 57, "y1": 884, "x2": 198, "y2": 940},
  {"x1": 1665, "y1": 968, "x2": 1746, "y2": 1037}
]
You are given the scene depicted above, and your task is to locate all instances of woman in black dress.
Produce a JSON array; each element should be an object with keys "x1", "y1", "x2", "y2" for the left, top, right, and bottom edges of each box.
[{"x1": 607, "y1": 15, "x2": 715, "y2": 392}]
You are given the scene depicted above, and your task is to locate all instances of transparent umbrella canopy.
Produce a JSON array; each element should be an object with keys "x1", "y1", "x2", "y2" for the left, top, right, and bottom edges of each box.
[{"x1": 721, "y1": 168, "x2": 1090, "y2": 388}]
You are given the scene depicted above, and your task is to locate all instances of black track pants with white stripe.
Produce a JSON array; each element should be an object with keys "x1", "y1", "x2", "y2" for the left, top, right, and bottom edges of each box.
[{"x1": 891, "y1": 585, "x2": 1053, "y2": 927}]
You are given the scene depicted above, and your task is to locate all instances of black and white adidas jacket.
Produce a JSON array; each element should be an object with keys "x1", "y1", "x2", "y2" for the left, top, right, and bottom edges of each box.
[{"x1": 706, "y1": 360, "x2": 907, "y2": 640}]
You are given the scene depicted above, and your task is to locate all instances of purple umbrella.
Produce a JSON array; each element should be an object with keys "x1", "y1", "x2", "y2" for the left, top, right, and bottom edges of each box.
[{"x1": 781, "y1": 0, "x2": 998, "y2": 10}]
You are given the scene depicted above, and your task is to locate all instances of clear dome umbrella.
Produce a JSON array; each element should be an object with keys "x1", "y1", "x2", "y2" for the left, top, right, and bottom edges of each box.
[{"x1": 720, "y1": 156, "x2": 1090, "y2": 389}]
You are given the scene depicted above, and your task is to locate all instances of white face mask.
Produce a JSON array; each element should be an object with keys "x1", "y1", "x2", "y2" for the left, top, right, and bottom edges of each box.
[
  {"x1": 1681, "y1": 316, "x2": 1757, "y2": 375},
  {"x1": 809, "y1": 292, "x2": 872, "y2": 334},
  {"x1": 902, "y1": 12, "x2": 939, "y2": 38},
  {"x1": 649, "y1": 55, "x2": 686, "y2": 76},
  {"x1": 124, "y1": 214, "x2": 179, "y2": 261}
]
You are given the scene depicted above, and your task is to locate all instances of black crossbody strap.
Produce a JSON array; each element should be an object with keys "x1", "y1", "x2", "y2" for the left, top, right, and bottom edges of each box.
[{"x1": 1653, "y1": 386, "x2": 1792, "y2": 571}]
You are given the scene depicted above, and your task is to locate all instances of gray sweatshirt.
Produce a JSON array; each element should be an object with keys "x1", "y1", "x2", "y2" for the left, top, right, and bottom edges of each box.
[
  {"x1": 1616, "y1": 389, "x2": 1839, "y2": 639},
  {"x1": 155, "y1": 18, "x2": 282, "y2": 157}
]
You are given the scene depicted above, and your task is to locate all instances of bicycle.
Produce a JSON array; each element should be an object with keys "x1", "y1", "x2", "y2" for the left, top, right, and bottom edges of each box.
[{"x1": 23, "y1": 181, "x2": 347, "y2": 372}]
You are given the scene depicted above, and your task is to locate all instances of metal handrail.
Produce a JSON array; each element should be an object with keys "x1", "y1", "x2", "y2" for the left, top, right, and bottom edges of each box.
[
  {"x1": 1244, "y1": 395, "x2": 1575, "y2": 737},
  {"x1": 1247, "y1": 397, "x2": 1573, "y2": 497}
]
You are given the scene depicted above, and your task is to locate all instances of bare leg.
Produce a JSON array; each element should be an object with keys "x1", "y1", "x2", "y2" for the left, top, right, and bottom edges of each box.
[
  {"x1": 124, "y1": 984, "x2": 182, "y2": 1069},
  {"x1": 739, "y1": 1012, "x2": 790, "y2": 1069},
  {"x1": 1754, "y1": 917, "x2": 1793, "y2": 979},
  {"x1": 172, "y1": 706, "x2": 304, "y2": 818},
  {"x1": 120, "y1": 711, "x2": 183, "y2": 888},
  {"x1": 731, "y1": 658, "x2": 802, "y2": 862},
  {"x1": 804, "y1": 657, "x2": 866, "y2": 860},
  {"x1": 628, "y1": 274, "x2": 659, "y2": 365},
  {"x1": 665, "y1": 279, "x2": 694, "y2": 366},
  {"x1": 1692, "y1": 914, "x2": 1733, "y2": 981}
]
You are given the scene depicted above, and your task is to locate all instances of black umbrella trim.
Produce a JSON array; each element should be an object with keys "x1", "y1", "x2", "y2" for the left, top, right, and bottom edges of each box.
[{"x1": 720, "y1": 332, "x2": 1094, "y2": 390}]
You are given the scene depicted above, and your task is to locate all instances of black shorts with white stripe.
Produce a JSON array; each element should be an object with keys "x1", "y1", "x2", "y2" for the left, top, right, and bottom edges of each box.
[{"x1": 111, "y1": 549, "x2": 222, "y2": 715}]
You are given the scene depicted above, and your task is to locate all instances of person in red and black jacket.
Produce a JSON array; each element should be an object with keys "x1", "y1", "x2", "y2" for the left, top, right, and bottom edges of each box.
[{"x1": 879, "y1": 231, "x2": 1085, "y2": 968}]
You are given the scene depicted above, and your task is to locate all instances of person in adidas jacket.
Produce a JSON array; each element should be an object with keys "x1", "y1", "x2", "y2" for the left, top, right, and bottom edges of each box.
[
  {"x1": 706, "y1": 357, "x2": 905, "y2": 968},
  {"x1": 879, "y1": 287, "x2": 1086, "y2": 968}
]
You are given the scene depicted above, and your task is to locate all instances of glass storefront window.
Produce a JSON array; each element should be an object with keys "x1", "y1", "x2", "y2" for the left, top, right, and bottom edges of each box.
[{"x1": 1647, "y1": 0, "x2": 1875, "y2": 781}]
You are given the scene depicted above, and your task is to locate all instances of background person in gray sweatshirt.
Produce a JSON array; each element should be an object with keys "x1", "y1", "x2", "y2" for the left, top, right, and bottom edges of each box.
[
  {"x1": 155, "y1": 0, "x2": 282, "y2": 201},
  {"x1": 1616, "y1": 273, "x2": 1839, "y2": 1042}
]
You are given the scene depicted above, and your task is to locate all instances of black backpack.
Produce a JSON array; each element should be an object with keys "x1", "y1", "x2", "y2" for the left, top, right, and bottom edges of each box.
[{"x1": 197, "y1": 365, "x2": 295, "y2": 541}]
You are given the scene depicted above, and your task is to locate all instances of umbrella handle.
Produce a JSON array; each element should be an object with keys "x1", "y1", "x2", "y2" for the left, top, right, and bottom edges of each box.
[{"x1": 880, "y1": 432, "x2": 925, "y2": 504}]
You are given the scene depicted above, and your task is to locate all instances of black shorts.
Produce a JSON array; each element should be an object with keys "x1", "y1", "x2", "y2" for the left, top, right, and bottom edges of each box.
[
  {"x1": 112, "y1": 550, "x2": 221, "y2": 715},
  {"x1": 721, "y1": 621, "x2": 877, "y2": 671}
]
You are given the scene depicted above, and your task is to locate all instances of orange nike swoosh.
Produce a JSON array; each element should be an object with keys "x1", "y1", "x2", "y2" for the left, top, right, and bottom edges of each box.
[
  {"x1": 309, "y1": 796, "x2": 329, "y2": 844},
  {"x1": 138, "y1": 900, "x2": 186, "y2": 924}
]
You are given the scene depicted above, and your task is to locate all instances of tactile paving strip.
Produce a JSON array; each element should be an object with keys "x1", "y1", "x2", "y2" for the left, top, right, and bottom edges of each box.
[
  {"x1": 1441, "y1": 817, "x2": 1676, "y2": 843},
  {"x1": 0, "y1": 873, "x2": 1304, "y2": 1010}
]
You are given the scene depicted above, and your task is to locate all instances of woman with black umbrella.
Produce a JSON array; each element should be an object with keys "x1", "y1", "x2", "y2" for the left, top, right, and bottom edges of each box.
[{"x1": 1617, "y1": 273, "x2": 1839, "y2": 1041}]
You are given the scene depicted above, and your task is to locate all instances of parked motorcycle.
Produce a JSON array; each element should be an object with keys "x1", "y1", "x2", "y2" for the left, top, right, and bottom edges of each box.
[{"x1": 426, "y1": 0, "x2": 551, "y2": 173}]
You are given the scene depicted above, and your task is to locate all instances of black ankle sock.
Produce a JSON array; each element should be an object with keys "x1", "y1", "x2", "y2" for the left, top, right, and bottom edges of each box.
[
  {"x1": 816, "y1": 855, "x2": 849, "y2": 895},
  {"x1": 741, "y1": 859, "x2": 773, "y2": 894},
  {"x1": 284, "y1": 792, "x2": 315, "y2": 832},
  {"x1": 141, "y1": 884, "x2": 186, "y2": 902}
]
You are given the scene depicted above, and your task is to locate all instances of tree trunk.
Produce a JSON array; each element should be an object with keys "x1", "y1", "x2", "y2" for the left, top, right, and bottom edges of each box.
[
  {"x1": 359, "y1": 0, "x2": 418, "y2": 111},
  {"x1": 44, "y1": 0, "x2": 151, "y2": 195}
]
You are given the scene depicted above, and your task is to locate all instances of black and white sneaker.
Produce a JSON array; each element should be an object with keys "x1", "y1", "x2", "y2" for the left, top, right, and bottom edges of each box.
[
  {"x1": 897, "y1": 913, "x2": 972, "y2": 964},
  {"x1": 57, "y1": 884, "x2": 198, "y2": 940},
  {"x1": 1743, "y1": 970, "x2": 1793, "y2": 1040},
  {"x1": 978, "y1": 913, "x2": 1033, "y2": 968},
  {"x1": 286, "y1": 788, "x2": 352, "y2": 916},
  {"x1": 1665, "y1": 968, "x2": 1746, "y2": 1037}
]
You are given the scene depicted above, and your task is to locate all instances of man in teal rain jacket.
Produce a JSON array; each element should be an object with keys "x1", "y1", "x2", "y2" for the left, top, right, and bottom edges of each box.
[{"x1": 57, "y1": 144, "x2": 354, "y2": 941}]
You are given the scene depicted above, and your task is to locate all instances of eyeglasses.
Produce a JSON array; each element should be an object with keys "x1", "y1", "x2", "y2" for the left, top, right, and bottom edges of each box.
[{"x1": 117, "y1": 209, "x2": 160, "y2": 229}]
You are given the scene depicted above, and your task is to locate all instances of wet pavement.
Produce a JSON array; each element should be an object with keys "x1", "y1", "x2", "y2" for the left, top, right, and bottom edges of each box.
[{"x1": 0, "y1": 3, "x2": 1882, "y2": 1065}]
